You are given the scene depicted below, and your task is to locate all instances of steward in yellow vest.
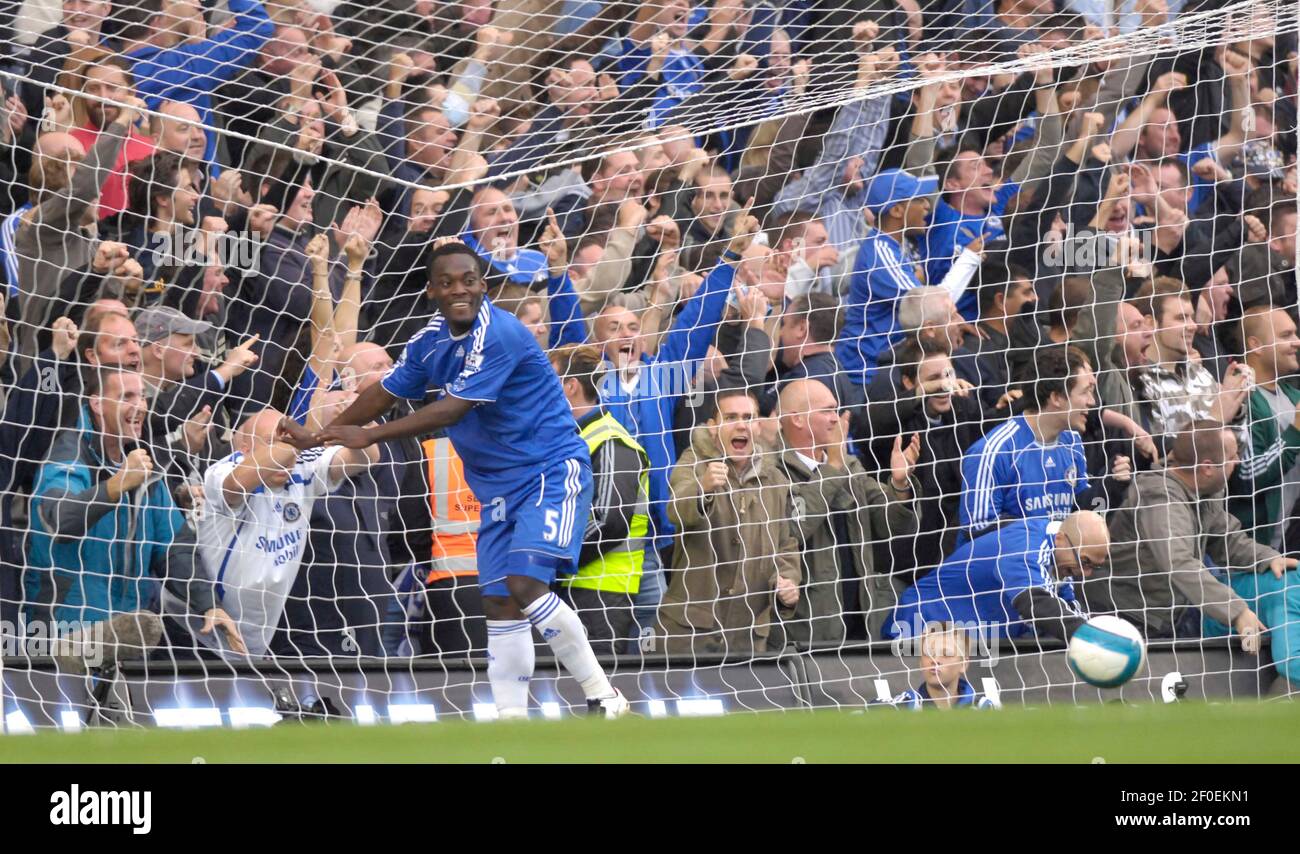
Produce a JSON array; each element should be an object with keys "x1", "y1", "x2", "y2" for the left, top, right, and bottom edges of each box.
[
  {"x1": 551, "y1": 345, "x2": 650, "y2": 655},
  {"x1": 571, "y1": 410, "x2": 650, "y2": 593}
]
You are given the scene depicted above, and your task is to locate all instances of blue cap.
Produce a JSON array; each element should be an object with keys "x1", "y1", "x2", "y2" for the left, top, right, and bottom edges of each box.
[{"x1": 863, "y1": 168, "x2": 939, "y2": 216}]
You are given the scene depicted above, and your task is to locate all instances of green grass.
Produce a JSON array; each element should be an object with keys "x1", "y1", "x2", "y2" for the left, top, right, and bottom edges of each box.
[{"x1": 3, "y1": 702, "x2": 1298, "y2": 763}]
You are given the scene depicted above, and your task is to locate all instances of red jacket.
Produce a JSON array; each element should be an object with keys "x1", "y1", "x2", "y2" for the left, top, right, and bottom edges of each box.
[{"x1": 69, "y1": 123, "x2": 156, "y2": 220}]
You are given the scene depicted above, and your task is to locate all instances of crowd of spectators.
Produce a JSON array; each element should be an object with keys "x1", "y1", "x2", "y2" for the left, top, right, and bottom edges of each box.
[{"x1": 0, "y1": 0, "x2": 1297, "y2": 695}]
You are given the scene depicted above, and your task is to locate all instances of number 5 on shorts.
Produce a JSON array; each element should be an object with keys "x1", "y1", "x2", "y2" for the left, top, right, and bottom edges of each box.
[{"x1": 543, "y1": 509, "x2": 559, "y2": 542}]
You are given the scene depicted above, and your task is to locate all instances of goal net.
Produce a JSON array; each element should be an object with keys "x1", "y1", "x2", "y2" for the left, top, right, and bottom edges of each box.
[{"x1": 0, "y1": 0, "x2": 1297, "y2": 730}]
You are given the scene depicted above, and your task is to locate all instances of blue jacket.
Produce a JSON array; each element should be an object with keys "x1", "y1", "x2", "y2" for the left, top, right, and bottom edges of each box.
[
  {"x1": 602, "y1": 261, "x2": 735, "y2": 549},
  {"x1": 26, "y1": 411, "x2": 194, "y2": 624},
  {"x1": 127, "y1": 0, "x2": 273, "y2": 165},
  {"x1": 835, "y1": 229, "x2": 925, "y2": 383},
  {"x1": 1182, "y1": 142, "x2": 1217, "y2": 216},
  {"x1": 924, "y1": 182, "x2": 1019, "y2": 319}
]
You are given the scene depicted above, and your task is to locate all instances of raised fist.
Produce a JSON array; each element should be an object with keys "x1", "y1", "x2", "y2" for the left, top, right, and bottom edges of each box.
[
  {"x1": 112, "y1": 448, "x2": 154, "y2": 495},
  {"x1": 701, "y1": 460, "x2": 730, "y2": 492}
]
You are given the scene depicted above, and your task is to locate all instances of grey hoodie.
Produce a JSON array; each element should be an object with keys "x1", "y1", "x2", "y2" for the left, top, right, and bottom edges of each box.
[{"x1": 1087, "y1": 466, "x2": 1277, "y2": 637}]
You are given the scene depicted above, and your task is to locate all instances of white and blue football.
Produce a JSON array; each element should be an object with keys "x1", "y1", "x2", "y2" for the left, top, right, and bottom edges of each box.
[{"x1": 1068, "y1": 615, "x2": 1146, "y2": 688}]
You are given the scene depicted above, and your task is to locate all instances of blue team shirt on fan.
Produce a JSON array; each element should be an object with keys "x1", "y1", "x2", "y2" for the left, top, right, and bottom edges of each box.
[
  {"x1": 380, "y1": 299, "x2": 586, "y2": 476},
  {"x1": 835, "y1": 229, "x2": 925, "y2": 382},
  {"x1": 460, "y1": 232, "x2": 549, "y2": 286},
  {"x1": 890, "y1": 677, "x2": 996, "y2": 709},
  {"x1": 615, "y1": 39, "x2": 704, "y2": 129},
  {"x1": 887, "y1": 516, "x2": 1082, "y2": 640},
  {"x1": 959, "y1": 414, "x2": 1089, "y2": 535},
  {"x1": 1182, "y1": 141, "x2": 1217, "y2": 215},
  {"x1": 924, "y1": 181, "x2": 1020, "y2": 320}
]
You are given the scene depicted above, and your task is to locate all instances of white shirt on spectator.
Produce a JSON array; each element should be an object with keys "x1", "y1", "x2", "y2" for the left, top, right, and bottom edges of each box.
[
  {"x1": 163, "y1": 445, "x2": 344, "y2": 657},
  {"x1": 795, "y1": 450, "x2": 823, "y2": 471}
]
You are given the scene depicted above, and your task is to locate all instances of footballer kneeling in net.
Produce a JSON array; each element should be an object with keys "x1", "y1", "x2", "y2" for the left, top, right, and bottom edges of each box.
[
  {"x1": 886, "y1": 510, "x2": 1111, "y2": 644},
  {"x1": 284, "y1": 241, "x2": 628, "y2": 719}
]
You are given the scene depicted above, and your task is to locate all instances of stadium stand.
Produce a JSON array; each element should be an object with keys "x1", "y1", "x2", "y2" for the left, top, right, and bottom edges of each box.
[{"x1": 0, "y1": 0, "x2": 1297, "y2": 727}]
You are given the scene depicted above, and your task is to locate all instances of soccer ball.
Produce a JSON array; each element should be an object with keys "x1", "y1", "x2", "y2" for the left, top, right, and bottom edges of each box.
[{"x1": 1067, "y1": 615, "x2": 1146, "y2": 688}]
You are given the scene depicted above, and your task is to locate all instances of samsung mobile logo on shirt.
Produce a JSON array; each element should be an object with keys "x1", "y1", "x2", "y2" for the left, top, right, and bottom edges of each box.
[
  {"x1": 50, "y1": 785, "x2": 151, "y2": 834},
  {"x1": 257, "y1": 530, "x2": 302, "y2": 553},
  {"x1": 1022, "y1": 493, "x2": 1076, "y2": 514}
]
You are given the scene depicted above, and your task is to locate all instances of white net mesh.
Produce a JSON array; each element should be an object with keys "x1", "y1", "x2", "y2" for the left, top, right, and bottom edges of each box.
[{"x1": 0, "y1": 0, "x2": 1297, "y2": 729}]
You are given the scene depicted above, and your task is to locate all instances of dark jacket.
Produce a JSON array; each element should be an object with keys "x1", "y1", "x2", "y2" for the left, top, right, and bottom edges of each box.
[
  {"x1": 868, "y1": 335, "x2": 987, "y2": 407},
  {"x1": 224, "y1": 223, "x2": 348, "y2": 418},
  {"x1": 1, "y1": 349, "x2": 83, "y2": 502},
  {"x1": 361, "y1": 228, "x2": 436, "y2": 355},
  {"x1": 577, "y1": 408, "x2": 648, "y2": 570},
  {"x1": 143, "y1": 370, "x2": 238, "y2": 493},
  {"x1": 1149, "y1": 46, "x2": 1227, "y2": 152},
  {"x1": 764, "y1": 350, "x2": 865, "y2": 416},
  {"x1": 855, "y1": 390, "x2": 994, "y2": 575},
  {"x1": 213, "y1": 65, "x2": 287, "y2": 170},
  {"x1": 779, "y1": 449, "x2": 918, "y2": 646},
  {"x1": 243, "y1": 110, "x2": 392, "y2": 229},
  {"x1": 278, "y1": 416, "x2": 420, "y2": 657}
]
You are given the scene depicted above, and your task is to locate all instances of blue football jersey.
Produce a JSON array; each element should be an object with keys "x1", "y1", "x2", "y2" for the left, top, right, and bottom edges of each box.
[
  {"x1": 381, "y1": 299, "x2": 587, "y2": 476},
  {"x1": 923, "y1": 182, "x2": 1019, "y2": 320},
  {"x1": 835, "y1": 229, "x2": 925, "y2": 381},
  {"x1": 888, "y1": 517, "x2": 1082, "y2": 640},
  {"x1": 960, "y1": 414, "x2": 1089, "y2": 535},
  {"x1": 890, "y1": 677, "x2": 996, "y2": 709}
]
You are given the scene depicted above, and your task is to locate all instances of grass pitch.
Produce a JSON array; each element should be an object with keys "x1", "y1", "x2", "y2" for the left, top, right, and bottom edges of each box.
[{"x1": 2, "y1": 702, "x2": 1297, "y2": 763}]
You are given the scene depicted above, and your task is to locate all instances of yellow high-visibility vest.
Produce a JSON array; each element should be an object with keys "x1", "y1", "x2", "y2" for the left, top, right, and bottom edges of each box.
[{"x1": 564, "y1": 413, "x2": 649, "y2": 594}]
